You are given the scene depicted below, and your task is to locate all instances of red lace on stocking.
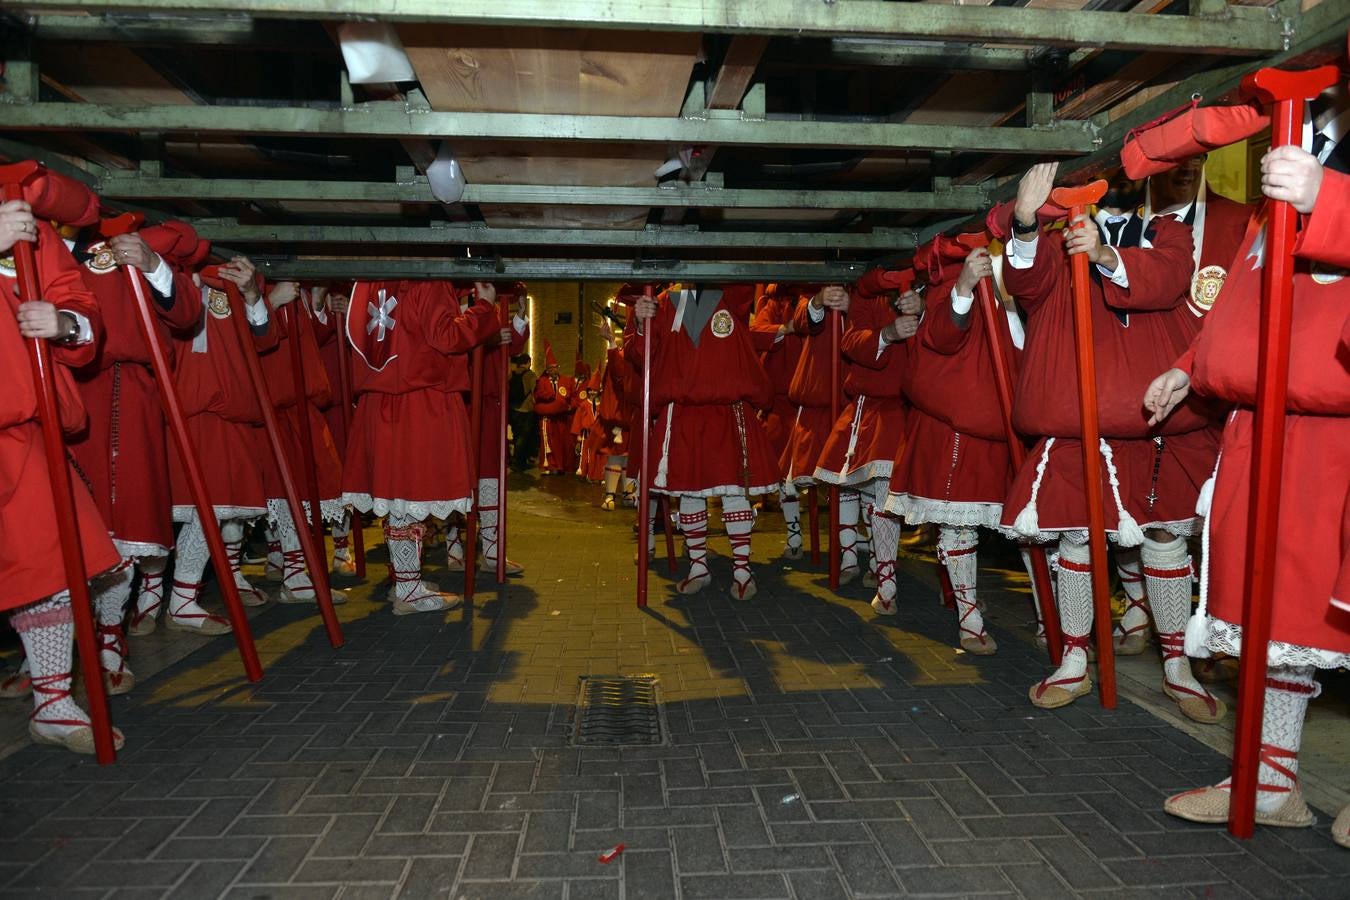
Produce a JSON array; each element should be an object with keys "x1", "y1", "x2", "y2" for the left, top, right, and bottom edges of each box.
[
  {"x1": 1158, "y1": 631, "x2": 1220, "y2": 717},
  {"x1": 30, "y1": 671, "x2": 86, "y2": 728}
]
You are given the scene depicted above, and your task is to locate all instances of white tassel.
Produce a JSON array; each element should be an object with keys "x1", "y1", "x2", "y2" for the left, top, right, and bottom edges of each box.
[
  {"x1": 1185, "y1": 481, "x2": 1217, "y2": 658},
  {"x1": 1099, "y1": 439, "x2": 1145, "y2": 548},
  {"x1": 1012, "y1": 438, "x2": 1054, "y2": 538},
  {"x1": 1195, "y1": 452, "x2": 1221, "y2": 518}
]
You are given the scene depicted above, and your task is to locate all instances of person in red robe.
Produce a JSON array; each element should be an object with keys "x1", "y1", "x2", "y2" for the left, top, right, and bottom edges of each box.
[
  {"x1": 443, "y1": 282, "x2": 529, "y2": 575},
  {"x1": 750, "y1": 285, "x2": 807, "y2": 556},
  {"x1": 572, "y1": 368, "x2": 607, "y2": 483},
  {"x1": 342, "y1": 280, "x2": 497, "y2": 615},
  {"x1": 65, "y1": 218, "x2": 200, "y2": 694},
  {"x1": 598, "y1": 291, "x2": 639, "y2": 510},
  {"x1": 631, "y1": 283, "x2": 784, "y2": 599},
  {"x1": 158, "y1": 250, "x2": 282, "y2": 635},
  {"x1": 815, "y1": 275, "x2": 916, "y2": 601},
  {"x1": 534, "y1": 342, "x2": 577, "y2": 475},
  {"x1": 0, "y1": 193, "x2": 124, "y2": 754},
  {"x1": 1151, "y1": 113, "x2": 1350, "y2": 834},
  {"x1": 1000, "y1": 163, "x2": 1223, "y2": 724},
  {"x1": 254, "y1": 279, "x2": 348, "y2": 606}
]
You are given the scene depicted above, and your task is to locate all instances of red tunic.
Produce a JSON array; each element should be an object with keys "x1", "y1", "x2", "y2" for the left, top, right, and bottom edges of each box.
[
  {"x1": 304, "y1": 287, "x2": 349, "y2": 452},
  {"x1": 750, "y1": 290, "x2": 806, "y2": 461},
  {"x1": 68, "y1": 239, "x2": 200, "y2": 557},
  {"x1": 0, "y1": 225, "x2": 121, "y2": 609},
  {"x1": 571, "y1": 394, "x2": 607, "y2": 482},
  {"x1": 814, "y1": 292, "x2": 909, "y2": 487},
  {"x1": 886, "y1": 273, "x2": 1018, "y2": 527},
  {"x1": 627, "y1": 284, "x2": 779, "y2": 496},
  {"x1": 534, "y1": 373, "x2": 578, "y2": 474},
  {"x1": 471, "y1": 298, "x2": 527, "y2": 479},
  {"x1": 1187, "y1": 169, "x2": 1350, "y2": 666},
  {"x1": 999, "y1": 217, "x2": 1217, "y2": 540},
  {"x1": 780, "y1": 297, "x2": 841, "y2": 483},
  {"x1": 342, "y1": 280, "x2": 497, "y2": 520},
  {"x1": 166, "y1": 275, "x2": 278, "y2": 520}
]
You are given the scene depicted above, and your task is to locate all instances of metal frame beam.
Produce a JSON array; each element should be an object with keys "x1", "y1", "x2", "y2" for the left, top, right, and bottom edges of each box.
[
  {"x1": 248, "y1": 257, "x2": 866, "y2": 282},
  {"x1": 0, "y1": 101, "x2": 1097, "y2": 155},
  {"x1": 190, "y1": 221, "x2": 916, "y2": 251},
  {"x1": 12, "y1": 2, "x2": 1286, "y2": 55},
  {"x1": 96, "y1": 174, "x2": 990, "y2": 212}
]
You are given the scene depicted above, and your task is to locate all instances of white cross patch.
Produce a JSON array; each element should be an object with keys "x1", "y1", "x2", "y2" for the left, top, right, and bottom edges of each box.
[{"x1": 367, "y1": 289, "x2": 398, "y2": 341}]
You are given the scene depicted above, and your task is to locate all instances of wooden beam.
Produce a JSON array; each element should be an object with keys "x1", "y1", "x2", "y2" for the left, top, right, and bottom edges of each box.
[{"x1": 707, "y1": 35, "x2": 770, "y2": 110}]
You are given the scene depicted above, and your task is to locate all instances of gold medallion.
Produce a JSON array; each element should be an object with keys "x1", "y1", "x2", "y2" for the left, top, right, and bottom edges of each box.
[
  {"x1": 207, "y1": 288, "x2": 232, "y2": 319},
  {"x1": 1190, "y1": 265, "x2": 1227, "y2": 314},
  {"x1": 711, "y1": 308, "x2": 735, "y2": 338},
  {"x1": 85, "y1": 241, "x2": 118, "y2": 274},
  {"x1": 0, "y1": 255, "x2": 13, "y2": 275},
  {"x1": 1312, "y1": 263, "x2": 1347, "y2": 285},
  {"x1": 559, "y1": 385, "x2": 569, "y2": 398}
]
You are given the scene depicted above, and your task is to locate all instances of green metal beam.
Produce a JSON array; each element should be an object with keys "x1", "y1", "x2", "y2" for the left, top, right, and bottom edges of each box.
[
  {"x1": 0, "y1": 101, "x2": 1097, "y2": 155},
  {"x1": 825, "y1": 39, "x2": 1091, "y2": 73},
  {"x1": 97, "y1": 174, "x2": 991, "y2": 212},
  {"x1": 21, "y1": 13, "x2": 332, "y2": 50},
  {"x1": 249, "y1": 257, "x2": 866, "y2": 283},
  {"x1": 13, "y1": 1, "x2": 1286, "y2": 55},
  {"x1": 191, "y1": 221, "x2": 916, "y2": 251}
]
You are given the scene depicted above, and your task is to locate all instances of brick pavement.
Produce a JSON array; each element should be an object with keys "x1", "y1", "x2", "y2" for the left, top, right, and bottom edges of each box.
[{"x1": 0, "y1": 477, "x2": 1346, "y2": 899}]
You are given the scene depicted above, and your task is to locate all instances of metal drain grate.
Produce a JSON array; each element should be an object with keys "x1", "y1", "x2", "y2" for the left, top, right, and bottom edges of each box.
[{"x1": 572, "y1": 675, "x2": 665, "y2": 746}]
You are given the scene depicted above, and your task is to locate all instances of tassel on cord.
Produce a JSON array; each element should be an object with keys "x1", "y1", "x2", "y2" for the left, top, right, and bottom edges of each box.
[
  {"x1": 1099, "y1": 439, "x2": 1145, "y2": 547},
  {"x1": 1184, "y1": 454, "x2": 1222, "y2": 657},
  {"x1": 1012, "y1": 438, "x2": 1054, "y2": 538}
]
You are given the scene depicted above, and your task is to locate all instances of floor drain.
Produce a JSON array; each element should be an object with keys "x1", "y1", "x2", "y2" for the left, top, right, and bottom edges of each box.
[{"x1": 572, "y1": 675, "x2": 665, "y2": 747}]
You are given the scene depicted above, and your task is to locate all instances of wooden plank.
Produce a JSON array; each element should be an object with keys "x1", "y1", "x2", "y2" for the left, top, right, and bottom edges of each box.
[
  {"x1": 399, "y1": 25, "x2": 700, "y2": 116},
  {"x1": 708, "y1": 35, "x2": 769, "y2": 109}
]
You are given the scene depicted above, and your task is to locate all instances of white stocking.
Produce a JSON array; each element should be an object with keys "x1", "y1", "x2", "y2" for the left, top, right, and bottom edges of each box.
[
  {"x1": 722, "y1": 493, "x2": 755, "y2": 595},
  {"x1": 133, "y1": 556, "x2": 167, "y2": 624},
  {"x1": 779, "y1": 481, "x2": 802, "y2": 555},
  {"x1": 332, "y1": 512, "x2": 352, "y2": 562},
  {"x1": 93, "y1": 559, "x2": 135, "y2": 679},
  {"x1": 479, "y1": 477, "x2": 502, "y2": 562},
  {"x1": 603, "y1": 458, "x2": 624, "y2": 497},
  {"x1": 11, "y1": 594, "x2": 88, "y2": 737},
  {"x1": 1205, "y1": 667, "x2": 1318, "y2": 813},
  {"x1": 1033, "y1": 537, "x2": 1093, "y2": 694},
  {"x1": 837, "y1": 490, "x2": 860, "y2": 577},
  {"x1": 870, "y1": 511, "x2": 901, "y2": 612},
  {"x1": 1020, "y1": 546, "x2": 1053, "y2": 642},
  {"x1": 171, "y1": 511, "x2": 212, "y2": 621},
  {"x1": 1114, "y1": 548, "x2": 1150, "y2": 644},
  {"x1": 1142, "y1": 536, "x2": 1219, "y2": 716},
  {"x1": 938, "y1": 527, "x2": 987, "y2": 647},
  {"x1": 677, "y1": 496, "x2": 710, "y2": 589},
  {"x1": 272, "y1": 499, "x2": 314, "y2": 600},
  {"x1": 385, "y1": 513, "x2": 427, "y2": 601},
  {"x1": 223, "y1": 519, "x2": 264, "y2": 600}
]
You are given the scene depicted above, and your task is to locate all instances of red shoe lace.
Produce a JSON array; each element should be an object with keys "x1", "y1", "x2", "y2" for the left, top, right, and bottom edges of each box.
[{"x1": 29, "y1": 671, "x2": 87, "y2": 728}]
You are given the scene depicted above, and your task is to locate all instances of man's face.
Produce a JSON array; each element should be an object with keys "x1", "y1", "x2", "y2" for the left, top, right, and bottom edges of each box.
[
  {"x1": 1154, "y1": 155, "x2": 1206, "y2": 206},
  {"x1": 546, "y1": 365, "x2": 560, "y2": 377},
  {"x1": 1101, "y1": 171, "x2": 1145, "y2": 212}
]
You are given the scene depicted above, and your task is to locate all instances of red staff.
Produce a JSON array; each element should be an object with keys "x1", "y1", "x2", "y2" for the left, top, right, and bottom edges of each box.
[
  {"x1": 496, "y1": 296, "x2": 512, "y2": 585},
  {"x1": 464, "y1": 340, "x2": 485, "y2": 600},
  {"x1": 205, "y1": 268, "x2": 345, "y2": 648},
  {"x1": 636, "y1": 284, "x2": 655, "y2": 609},
  {"x1": 0, "y1": 163, "x2": 117, "y2": 763},
  {"x1": 103, "y1": 213, "x2": 263, "y2": 682},
  {"x1": 827, "y1": 303, "x2": 843, "y2": 590},
  {"x1": 1227, "y1": 64, "x2": 1338, "y2": 840},
  {"x1": 332, "y1": 284, "x2": 366, "y2": 578},
  {"x1": 282, "y1": 302, "x2": 326, "y2": 550},
  {"x1": 1048, "y1": 179, "x2": 1116, "y2": 707},
  {"x1": 955, "y1": 232, "x2": 1064, "y2": 665}
]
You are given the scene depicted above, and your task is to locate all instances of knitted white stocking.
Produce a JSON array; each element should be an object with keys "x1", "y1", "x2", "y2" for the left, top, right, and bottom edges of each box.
[
  {"x1": 11, "y1": 594, "x2": 119, "y2": 749},
  {"x1": 837, "y1": 490, "x2": 860, "y2": 584},
  {"x1": 1143, "y1": 536, "x2": 1223, "y2": 723},
  {"x1": 779, "y1": 481, "x2": 802, "y2": 558},
  {"x1": 677, "y1": 496, "x2": 711, "y2": 593},
  {"x1": 723, "y1": 493, "x2": 756, "y2": 600},
  {"x1": 939, "y1": 527, "x2": 993, "y2": 654},
  {"x1": 1029, "y1": 537, "x2": 1093, "y2": 707},
  {"x1": 167, "y1": 512, "x2": 232, "y2": 634},
  {"x1": 869, "y1": 511, "x2": 902, "y2": 615},
  {"x1": 1113, "y1": 548, "x2": 1151, "y2": 653},
  {"x1": 93, "y1": 559, "x2": 135, "y2": 691}
]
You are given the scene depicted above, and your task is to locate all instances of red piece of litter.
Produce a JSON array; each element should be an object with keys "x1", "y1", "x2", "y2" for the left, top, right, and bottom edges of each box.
[{"x1": 598, "y1": 844, "x2": 625, "y2": 864}]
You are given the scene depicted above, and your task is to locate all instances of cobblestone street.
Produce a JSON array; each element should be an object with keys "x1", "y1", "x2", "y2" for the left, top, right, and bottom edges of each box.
[{"x1": 0, "y1": 477, "x2": 1346, "y2": 899}]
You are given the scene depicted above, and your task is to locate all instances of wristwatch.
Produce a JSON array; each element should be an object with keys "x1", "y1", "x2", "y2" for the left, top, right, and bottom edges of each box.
[
  {"x1": 55, "y1": 311, "x2": 80, "y2": 344},
  {"x1": 1012, "y1": 216, "x2": 1039, "y2": 237}
]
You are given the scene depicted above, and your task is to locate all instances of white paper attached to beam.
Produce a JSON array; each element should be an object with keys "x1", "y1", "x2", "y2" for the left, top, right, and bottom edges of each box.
[{"x1": 338, "y1": 23, "x2": 415, "y2": 84}]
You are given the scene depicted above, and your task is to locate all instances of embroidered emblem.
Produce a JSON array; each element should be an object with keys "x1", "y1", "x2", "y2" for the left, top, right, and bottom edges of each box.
[
  {"x1": 0, "y1": 255, "x2": 13, "y2": 274},
  {"x1": 1189, "y1": 265, "x2": 1227, "y2": 314},
  {"x1": 559, "y1": 385, "x2": 569, "y2": 398},
  {"x1": 1311, "y1": 263, "x2": 1346, "y2": 285},
  {"x1": 86, "y1": 241, "x2": 118, "y2": 274},
  {"x1": 367, "y1": 288, "x2": 398, "y2": 341},
  {"x1": 207, "y1": 288, "x2": 231, "y2": 319},
  {"x1": 710, "y1": 308, "x2": 735, "y2": 338}
]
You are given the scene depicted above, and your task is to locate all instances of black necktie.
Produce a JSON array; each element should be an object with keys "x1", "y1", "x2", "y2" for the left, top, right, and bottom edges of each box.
[
  {"x1": 1312, "y1": 131, "x2": 1330, "y2": 161},
  {"x1": 1105, "y1": 218, "x2": 1125, "y2": 247}
]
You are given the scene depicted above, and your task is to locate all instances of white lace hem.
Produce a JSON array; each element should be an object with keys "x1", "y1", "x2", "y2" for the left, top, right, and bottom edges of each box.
[
  {"x1": 812, "y1": 460, "x2": 893, "y2": 487},
  {"x1": 268, "y1": 497, "x2": 347, "y2": 527},
  {"x1": 1201, "y1": 615, "x2": 1350, "y2": 670},
  {"x1": 111, "y1": 539, "x2": 170, "y2": 560},
  {"x1": 994, "y1": 516, "x2": 1200, "y2": 545},
  {"x1": 651, "y1": 482, "x2": 779, "y2": 499},
  {"x1": 172, "y1": 505, "x2": 266, "y2": 524},
  {"x1": 884, "y1": 493, "x2": 1004, "y2": 529},
  {"x1": 343, "y1": 492, "x2": 471, "y2": 522}
]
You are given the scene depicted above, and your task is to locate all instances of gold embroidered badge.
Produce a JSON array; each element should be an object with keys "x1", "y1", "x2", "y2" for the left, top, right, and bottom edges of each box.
[
  {"x1": 711, "y1": 309, "x2": 735, "y2": 338},
  {"x1": 207, "y1": 288, "x2": 232, "y2": 319},
  {"x1": 1190, "y1": 265, "x2": 1227, "y2": 313},
  {"x1": 86, "y1": 242, "x2": 118, "y2": 273}
]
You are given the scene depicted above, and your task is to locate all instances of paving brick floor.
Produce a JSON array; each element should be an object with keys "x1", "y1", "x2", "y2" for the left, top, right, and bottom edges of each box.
[{"x1": 0, "y1": 475, "x2": 1347, "y2": 899}]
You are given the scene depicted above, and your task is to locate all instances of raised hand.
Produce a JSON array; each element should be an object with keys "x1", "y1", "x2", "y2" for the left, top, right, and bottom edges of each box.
[
  {"x1": 1261, "y1": 145, "x2": 1323, "y2": 214},
  {"x1": 108, "y1": 233, "x2": 161, "y2": 273},
  {"x1": 1014, "y1": 162, "x2": 1059, "y2": 224}
]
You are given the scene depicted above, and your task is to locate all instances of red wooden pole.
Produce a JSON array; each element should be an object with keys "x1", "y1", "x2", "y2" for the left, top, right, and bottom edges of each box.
[
  {"x1": 1050, "y1": 179, "x2": 1115, "y2": 709},
  {"x1": 956, "y1": 232, "x2": 1063, "y2": 665},
  {"x1": 332, "y1": 286, "x2": 365, "y2": 579},
  {"x1": 464, "y1": 344, "x2": 484, "y2": 600},
  {"x1": 637, "y1": 285, "x2": 654, "y2": 608},
  {"x1": 212, "y1": 274, "x2": 345, "y2": 648},
  {"x1": 116, "y1": 247, "x2": 263, "y2": 682},
  {"x1": 283, "y1": 305, "x2": 326, "y2": 551},
  {"x1": 497, "y1": 298, "x2": 512, "y2": 585},
  {"x1": 828, "y1": 307, "x2": 842, "y2": 590},
  {"x1": 2, "y1": 180, "x2": 116, "y2": 763},
  {"x1": 1227, "y1": 64, "x2": 1338, "y2": 840}
]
